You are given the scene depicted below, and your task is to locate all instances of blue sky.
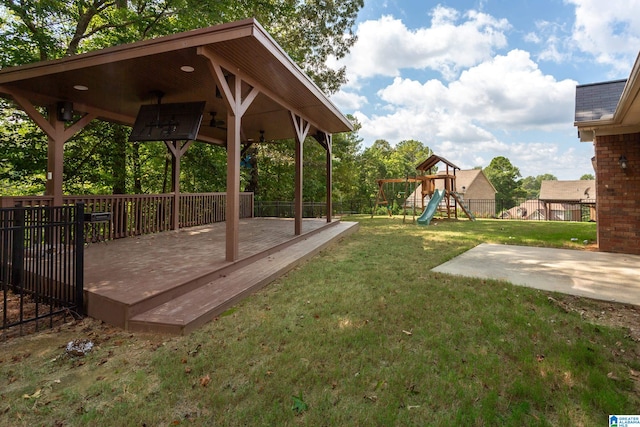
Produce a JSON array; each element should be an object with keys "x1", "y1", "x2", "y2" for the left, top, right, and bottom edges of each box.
[{"x1": 329, "y1": 0, "x2": 640, "y2": 180}]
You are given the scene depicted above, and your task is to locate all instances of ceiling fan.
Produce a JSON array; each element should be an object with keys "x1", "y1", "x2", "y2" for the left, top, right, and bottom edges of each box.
[{"x1": 208, "y1": 112, "x2": 226, "y2": 130}]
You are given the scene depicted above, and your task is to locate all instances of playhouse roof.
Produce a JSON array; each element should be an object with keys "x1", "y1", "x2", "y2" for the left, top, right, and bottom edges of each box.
[{"x1": 416, "y1": 154, "x2": 460, "y2": 172}]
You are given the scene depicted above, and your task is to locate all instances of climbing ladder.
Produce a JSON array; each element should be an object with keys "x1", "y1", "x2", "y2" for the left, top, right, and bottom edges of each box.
[{"x1": 449, "y1": 192, "x2": 475, "y2": 221}]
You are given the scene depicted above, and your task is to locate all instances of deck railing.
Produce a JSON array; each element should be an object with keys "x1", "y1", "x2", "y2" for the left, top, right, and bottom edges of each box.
[{"x1": 1, "y1": 193, "x2": 254, "y2": 242}]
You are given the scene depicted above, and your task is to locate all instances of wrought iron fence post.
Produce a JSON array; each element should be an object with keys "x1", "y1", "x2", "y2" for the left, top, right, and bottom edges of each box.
[
  {"x1": 11, "y1": 206, "x2": 25, "y2": 291},
  {"x1": 75, "y1": 203, "x2": 85, "y2": 315}
]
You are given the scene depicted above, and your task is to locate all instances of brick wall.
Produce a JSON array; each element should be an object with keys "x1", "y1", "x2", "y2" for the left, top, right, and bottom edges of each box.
[
  {"x1": 594, "y1": 132, "x2": 640, "y2": 254},
  {"x1": 468, "y1": 175, "x2": 496, "y2": 200}
]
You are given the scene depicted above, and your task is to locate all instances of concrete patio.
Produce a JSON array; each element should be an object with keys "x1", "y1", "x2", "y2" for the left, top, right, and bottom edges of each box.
[{"x1": 432, "y1": 243, "x2": 640, "y2": 306}]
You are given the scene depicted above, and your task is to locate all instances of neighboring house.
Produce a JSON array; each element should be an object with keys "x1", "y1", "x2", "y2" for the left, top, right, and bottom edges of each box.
[
  {"x1": 440, "y1": 169, "x2": 496, "y2": 217},
  {"x1": 574, "y1": 56, "x2": 640, "y2": 255},
  {"x1": 539, "y1": 180, "x2": 596, "y2": 221},
  {"x1": 500, "y1": 200, "x2": 550, "y2": 220}
]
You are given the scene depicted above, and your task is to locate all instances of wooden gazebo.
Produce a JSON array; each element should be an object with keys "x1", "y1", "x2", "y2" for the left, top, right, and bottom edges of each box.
[{"x1": 0, "y1": 18, "x2": 353, "y2": 262}]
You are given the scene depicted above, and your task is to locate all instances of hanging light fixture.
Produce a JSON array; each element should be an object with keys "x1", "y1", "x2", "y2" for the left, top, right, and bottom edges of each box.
[{"x1": 619, "y1": 155, "x2": 628, "y2": 170}]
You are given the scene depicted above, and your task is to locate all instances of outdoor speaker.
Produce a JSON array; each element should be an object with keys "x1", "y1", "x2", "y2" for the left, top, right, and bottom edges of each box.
[{"x1": 57, "y1": 101, "x2": 73, "y2": 122}]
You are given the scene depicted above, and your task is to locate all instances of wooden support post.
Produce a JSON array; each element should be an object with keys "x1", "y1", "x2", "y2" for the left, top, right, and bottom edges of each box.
[
  {"x1": 46, "y1": 111, "x2": 65, "y2": 207},
  {"x1": 7, "y1": 92, "x2": 95, "y2": 206},
  {"x1": 164, "y1": 140, "x2": 192, "y2": 230},
  {"x1": 227, "y1": 108, "x2": 241, "y2": 261},
  {"x1": 200, "y1": 53, "x2": 258, "y2": 262},
  {"x1": 291, "y1": 113, "x2": 310, "y2": 235},
  {"x1": 325, "y1": 134, "x2": 333, "y2": 223}
]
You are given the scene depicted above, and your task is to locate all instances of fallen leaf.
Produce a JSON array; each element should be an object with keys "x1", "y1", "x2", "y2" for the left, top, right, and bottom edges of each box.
[
  {"x1": 291, "y1": 394, "x2": 308, "y2": 414},
  {"x1": 22, "y1": 389, "x2": 41, "y2": 399},
  {"x1": 402, "y1": 330, "x2": 413, "y2": 336},
  {"x1": 364, "y1": 394, "x2": 378, "y2": 402},
  {"x1": 200, "y1": 374, "x2": 211, "y2": 387},
  {"x1": 185, "y1": 367, "x2": 192, "y2": 374},
  {"x1": 189, "y1": 344, "x2": 202, "y2": 356}
]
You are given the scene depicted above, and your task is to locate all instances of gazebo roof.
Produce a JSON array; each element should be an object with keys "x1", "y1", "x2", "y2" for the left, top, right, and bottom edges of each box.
[{"x1": 0, "y1": 18, "x2": 353, "y2": 145}]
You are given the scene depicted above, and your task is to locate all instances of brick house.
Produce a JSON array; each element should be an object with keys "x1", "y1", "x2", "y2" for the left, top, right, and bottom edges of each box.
[
  {"x1": 539, "y1": 180, "x2": 596, "y2": 221},
  {"x1": 574, "y1": 57, "x2": 640, "y2": 255},
  {"x1": 436, "y1": 169, "x2": 496, "y2": 217}
]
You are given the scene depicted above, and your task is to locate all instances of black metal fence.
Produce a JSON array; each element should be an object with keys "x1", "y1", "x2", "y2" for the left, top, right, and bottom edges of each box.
[
  {"x1": 1, "y1": 204, "x2": 84, "y2": 338},
  {"x1": 458, "y1": 199, "x2": 597, "y2": 222},
  {"x1": 254, "y1": 199, "x2": 597, "y2": 223},
  {"x1": 254, "y1": 200, "x2": 368, "y2": 218}
]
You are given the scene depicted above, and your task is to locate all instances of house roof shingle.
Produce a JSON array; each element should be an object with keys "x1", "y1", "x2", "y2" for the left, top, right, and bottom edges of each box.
[
  {"x1": 539, "y1": 180, "x2": 596, "y2": 202},
  {"x1": 575, "y1": 79, "x2": 626, "y2": 123}
]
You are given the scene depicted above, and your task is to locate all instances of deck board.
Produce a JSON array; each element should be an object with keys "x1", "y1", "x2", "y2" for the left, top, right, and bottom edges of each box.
[{"x1": 83, "y1": 218, "x2": 358, "y2": 333}]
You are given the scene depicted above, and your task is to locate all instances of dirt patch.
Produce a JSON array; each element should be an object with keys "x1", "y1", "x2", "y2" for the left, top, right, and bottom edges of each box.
[
  {"x1": 548, "y1": 295, "x2": 640, "y2": 341},
  {"x1": 1, "y1": 291, "x2": 78, "y2": 340}
]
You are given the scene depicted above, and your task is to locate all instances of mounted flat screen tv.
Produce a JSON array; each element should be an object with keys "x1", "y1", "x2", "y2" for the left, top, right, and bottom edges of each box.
[{"x1": 129, "y1": 101, "x2": 206, "y2": 142}]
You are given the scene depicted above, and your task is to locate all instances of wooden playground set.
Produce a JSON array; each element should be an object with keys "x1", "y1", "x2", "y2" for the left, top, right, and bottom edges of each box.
[{"x1": 371, "y1": 154, "x2": 475, "y2": 225}]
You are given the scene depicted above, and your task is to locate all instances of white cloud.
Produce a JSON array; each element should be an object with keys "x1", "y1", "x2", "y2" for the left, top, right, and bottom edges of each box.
[
  {"x1": 567, "y1": 0, "x2": 640, "y2": 72},
  {"x1": 330, "y1": 90, "x2": 368, "y2": 111},
  {"x1": 337, "y1": 6, "x2": 510, "y2": 85},
  {"x1": 372, "y1": 50, "x2": 577, "y2": 133},
  {"x1": 450, "y1": 50, "x2": 578, "y2": 129},
  {"x1": 336, "y1": 4, "x2": 599, "y2": 179},
  {"x1": 526, "y1": 20, "x2": 572, "y2": 63},
  {"x1": 351, "y1": 49, "x2": 583, "y2": 178}
]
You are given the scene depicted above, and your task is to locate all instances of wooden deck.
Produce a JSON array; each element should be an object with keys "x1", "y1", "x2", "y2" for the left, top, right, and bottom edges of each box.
[{"x1": 84, "y1": 218, "x2": 359, "y2": 334}]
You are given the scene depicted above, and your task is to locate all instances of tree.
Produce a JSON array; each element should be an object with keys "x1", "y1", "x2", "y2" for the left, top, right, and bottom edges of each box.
[
  {"x1": 0, "y1": 0, "x2": 363, "y2": 92},
  {"x1": 331, "y1": 115, "x2": 362, "y2": 202},
  {"x1": 0, "y1": 0, "x2": 364, "y2": 195},
  {"x1": 386, "y1": 139, "x2": 432, "y2": 179},
  {"x1": 520, "y1": 174, "x2": 557, "y2": 199},
  {"x1": 357, "y1": 140, "x2": 392, "y2": 202},
  {"x1": 580, "y1": 173, "x2": 595, "y2": 180},
  {"x1": 484, "y1": 156, "x2": 525, "y2": 209}
]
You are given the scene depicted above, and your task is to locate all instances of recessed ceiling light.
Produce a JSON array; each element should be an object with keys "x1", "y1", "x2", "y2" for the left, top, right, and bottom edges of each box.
[
  {"x1": 73, "y1": 85, "x2": 89, "y2": 91},
  {"x1": 180, "y1": 65, "x2": 195, "y2": 73}
]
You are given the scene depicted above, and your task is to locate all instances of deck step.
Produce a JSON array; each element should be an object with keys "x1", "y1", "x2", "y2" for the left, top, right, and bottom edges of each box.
[{"x1": 128, "y1": 221, "x2": 359, "y2": 334}]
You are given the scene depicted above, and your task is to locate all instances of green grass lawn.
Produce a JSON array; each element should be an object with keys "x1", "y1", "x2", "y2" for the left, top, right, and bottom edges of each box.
[{"x1": 1, "y1": 217, "x2": 638, "y2": 426}]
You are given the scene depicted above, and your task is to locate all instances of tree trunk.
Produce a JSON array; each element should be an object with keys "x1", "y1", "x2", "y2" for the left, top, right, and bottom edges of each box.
[
  {"x1": 112, "y1": 125, "x2": 127, "y2": 194},
  {"x1": 132, "y1": 142, "x2": 142, "y2": 194}
]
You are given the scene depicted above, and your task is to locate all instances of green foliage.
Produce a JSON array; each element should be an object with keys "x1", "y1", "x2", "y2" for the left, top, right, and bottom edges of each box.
[
  {"x1": 484, "y1": 156, "x2": 526, "y2": 208},
  {"x1": 0, "y1": 0, "x2": 363, "y2": 92},
  {"x1": 520, "y1": 173, "x2": 557, "y2": 199},
  {"x1": 331, "y1": 116, "x2": 363, "y2": 201},
  {"x1": 581, "y1": 173, "x2": 595, "y2": 180},
  {"x1": 386, "y1": 139, "x2": 432, "y2": 178},
  {"x1": 356, "y1": 139, "x2": 434, "y2": 204},
  {"x1": 0, "y1": 0, "x2": 364, "y2": 198},
  {"x1": 0, "y1": 102, "x2": 47, "y2": 194}
]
